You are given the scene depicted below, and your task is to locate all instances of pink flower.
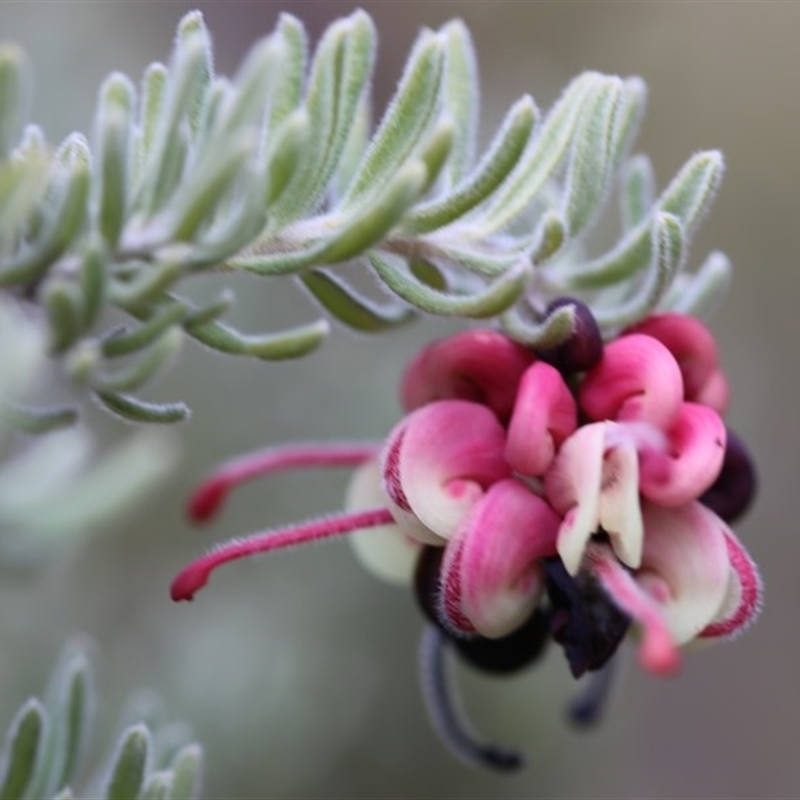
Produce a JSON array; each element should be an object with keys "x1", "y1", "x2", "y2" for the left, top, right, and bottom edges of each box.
[{"x1": 171, "y1": 313, "x2": 761, "y2": 770}]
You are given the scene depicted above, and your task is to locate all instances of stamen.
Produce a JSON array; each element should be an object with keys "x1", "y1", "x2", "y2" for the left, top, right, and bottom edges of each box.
[
  {"x1": 589, "y1": 548, "x2": 680, "y2": 675},
  {"x1": 188, "y1": 442, "x2": 380, "y2": 522},
  {"x1": 171, "y1": 507, "x2": 394, "y2": 601},
  {"x1": 567, "y1": 660, "x2": 616, "y2": 727},
  {"x1": 418, "y1": 625, "x2": 523, "y2": 772}
]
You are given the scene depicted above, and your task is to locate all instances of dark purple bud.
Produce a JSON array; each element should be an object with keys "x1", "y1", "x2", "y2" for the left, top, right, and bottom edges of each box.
[
  {"x1": 544, "y1": 556, "x2": 630, "y2": 678},
  {"x1": 453, "y1": 608, "x2": 551, "y2": 674},
  {"x1": 537, "y1": 298, "x2": 603, "y2": 374},
  {"x1": 414, "y1": 545, "x2": 447, "y2": 629},
  {"x1": 699, "y1": 429, "x2": 757, "y2": 523}
]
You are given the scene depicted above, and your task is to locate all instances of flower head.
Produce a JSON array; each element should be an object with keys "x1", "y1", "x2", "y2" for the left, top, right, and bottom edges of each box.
[{"x1": 172, "y1": 311, "x2": 761, "y2": 770}]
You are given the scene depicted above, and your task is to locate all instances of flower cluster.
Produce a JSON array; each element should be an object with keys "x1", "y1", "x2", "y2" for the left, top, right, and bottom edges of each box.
[{"x1": 172, "y1": 303, "x2": 760, "y2": 770}]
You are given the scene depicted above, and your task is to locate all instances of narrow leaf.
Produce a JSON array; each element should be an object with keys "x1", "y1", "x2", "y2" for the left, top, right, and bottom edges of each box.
[
  {"x1": 141, "y1": 772, "x2": 172, "y2": 800},
  {"x1": 3, "y1": 404, "x2": 78, "y2": 435},
  {"x1": 265, "y1": 14, "x2": 307, "y2": 135},
  {"x1": 370, "y1": 252, "x2": 528, "y2": 317},
  {"x1": 500, "y1": 302, "x2": 578, "y2": 349},
  {"x1": 186, "y1": 316, "x2": 329, "y2": 360},
  {"x1": 78, "y1": 244, "x2": 107, "y2": 331},
  {"x1": 663, "y1": 250, "x2": 731, "y2": 317},
  {"x1": 561, "y1": 76, "x2": 623, "y2": 238},
  {"x1": 478, "y1": 71, "x2": 604, "y2": 234},
  {"x1": 438, "y1": 20, "x2": 478, "y2": 187},
  {"x1": 102, "y1": 303, "x2": 187, "y2": 358},
  {"x1": 104, "y1": 724, "x2": 151, "y2": 800},
  {"x1": 318, "y1": 160, "x2": 428, "y2": 264},
  {"x1": 594, "y1": 212, "x2": 684, "y2": 329},
  {"x1": 92, "y1": 327, "x2": 182, "y2": 393},
  {"x1": 0, "y1": 44, "x2": 31, "y2": 160},
  {"x1": 401, "y1": 95, "x2": 537, "y2": 235},
  {"x1": 42, "y1": 280, "x2": 81, "y2": 354},
  {"x1": 0, "y1": 699, "x2": 44, "y2": 800},
  {"x1": 659, "y1": 150, "x2": 724, "y2": 236},
  {"x1": 301, "y1": 269, "x2": 415, "y2": 331},
  {"x1": 94, "y1": 73, "x2": 134, "y2": 247},
  {"x1": 620, "y1": 153, "x2": 655, "y2": 231},
  {"x1": 167, "y1": 745, "x2": 202, "y2": 800},
  {"x1": 340, "y1": 28, "x2": 444, "y2": 210},
  {"x1": 94, "y1": 391, "x2": 190, "y2": 424}
]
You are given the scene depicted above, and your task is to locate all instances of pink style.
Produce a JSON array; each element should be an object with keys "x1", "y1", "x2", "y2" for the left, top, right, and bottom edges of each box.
[{"x1": 172, "y1": 309, "x2": 761, "y2": 770}]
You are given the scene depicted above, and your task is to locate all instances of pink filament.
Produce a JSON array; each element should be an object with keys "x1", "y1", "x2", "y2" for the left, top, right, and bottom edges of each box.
[
  {"x1": 188, "y1": 442, "x2": 380, "y2": 522},
  {"x1": 590, "y1": 549, "x2": 680, "y2": 676},
  {"x1": 171, "y1": 506, "x2": 395, "y2": 602}
]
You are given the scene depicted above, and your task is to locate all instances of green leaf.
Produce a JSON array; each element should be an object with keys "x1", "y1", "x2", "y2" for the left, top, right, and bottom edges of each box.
[
  {"x1": 166, "y1": 745, "x2": 202, "y2": 800},
  {"x1": 43, "y1": 648, "x2": 93, "y2": 796},
  {"x1": 401, "y1": 95, "x2": 537, "y2": 235},
  {"x1": 91, "y1": 327, "x2": 182, "y2": 393},
  {"x1": 102, "y1": 303, "x2": 187, "y2": 358},
  {"x1": 0, "y1": 43, "x2": 31, "y2": 160},
  {"x1": 181, "y1": 289, "x2": 233, "y2": 328},
  {"x1": 301, "y1": 269, "x2": 414, "y2": 331},
  {"x1": 140, "y1": 772, "x2": 172, "y2": 800},
  {"x1": 94, "y1": 73, "x2": 134, "y2": 248},
  {"x1": 659, "y1": 150, "x2": 724, "y2": 236},
  {"x1": 477, "y1": 71, "x2": 603, "y2": 235},
  {"x1": 339, "y1": 27, "x2": 444, "y2": 211},
  {"x1": 136, "y1": 64, "x2": 167, "y2": 180},
  {"x1": 663, "y1": 250, "x2": 731, "y2": 317},
  {"x1": 104, "y1": 724, "x2": 151, "y2": 800},
  {"x1": 94, "y1": 391, "x2": 190, "y2": 424},
  {"x1": 0, "y1": 135, "x2": 90, "y2": 288},
  {"x1": 620, "y1": 153, "x2": 654, "y2": 231},
  {"x1": 414, "y1": 117, "x2": 455, "y2": 197},
  {"x1": 317, "y1": 160, "x2": 428, "y2": 264},
  {"x1": 609, "y1": 77, "x2": 647, "y2": 170},
  {"x1": 561, "y1": 76, "x2": 623, "y2": 238},
  {"x1": 438, "y1": 20, "x2": 478, "y2": 187},
  {"x1": 594, "y1": 211, "x2": 684, "y2": 329},
  {"x1": 0, "y1": 699, "x2": 44, "y2": 800},
  {"x1": 267, "y1": 16, "x2": 348, "y2": 223},
  {"x1": 3, "y1": 404, "x2": 78, "y2": 435},
  {"x1": 264, "y1": 110, "x2": 310, "y2": 208},
  {"x1": 109, "y1": 259, "x2": 184, "y2": 308},
  {"x1": 500, "y1": 302, "x2": 578, "y2": 349},
  {"x1": 265, "y1": 14, "x2": 307, "y2": 136},
  {"x1": 42, "y1": 279, "x2": 81, "y2": 354},
  {"x1": 530, "y1": 211, "x2": 566, "y2": 265},
  {"x1": 370, "y1": 251, "x2": 528, "y2": 317},
  {"x1": 78, "y1": 244, "x2": 107, "y2": 331},
  {"x1": 186, "y1": 316, "x2": 329, "y2": 360}
]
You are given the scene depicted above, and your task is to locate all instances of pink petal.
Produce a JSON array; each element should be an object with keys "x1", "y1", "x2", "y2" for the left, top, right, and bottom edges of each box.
[
  {"x1": 545, "y1": 422, "x2": 643, "y2": 574},
  {"x1": 579, "y1": 333, "x2": 684, "y2": 428},
  {"x1": 699, "y1": 526, "x2": 763, "y2": 640},
  {"x1": 638, "y1": 402, "x2": 727, "y2": 506},
  {"x1": 346, "y1": 458, "x2": 421, "y2": 585},
  {"x1": 400, "y1": 329, "x2": 535, "y2": 422},
  {"x1": 504, "y1": 362, "x2": 578, "y2": 477},
  {"x1": 441, "y1": 479, "x2": 560, "y2": 638},
  {"x1": 387, "y1": 400, "x2": 511, "y2": 541},
  {"x1": 637, "y1": 501, "x2": 731, "y2": 645},
  {"x1": 625, "y1": 313, "x2": 729, "y2": 413}
]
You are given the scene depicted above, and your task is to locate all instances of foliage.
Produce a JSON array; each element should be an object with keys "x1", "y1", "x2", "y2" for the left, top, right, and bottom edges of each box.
[{"x1": 0, "y1": 640, "x2": 202, "y2": 800}]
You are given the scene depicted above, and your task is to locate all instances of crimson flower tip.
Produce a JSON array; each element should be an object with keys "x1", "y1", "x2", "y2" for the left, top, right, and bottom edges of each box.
[{"x1": 187, "y1": 478, "x2": 229, "y2": 523}]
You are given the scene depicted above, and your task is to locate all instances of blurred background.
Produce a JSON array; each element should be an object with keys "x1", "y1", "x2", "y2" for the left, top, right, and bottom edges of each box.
[{"x1": 0, "y1": 1, "x2": 796, "y2": 797}]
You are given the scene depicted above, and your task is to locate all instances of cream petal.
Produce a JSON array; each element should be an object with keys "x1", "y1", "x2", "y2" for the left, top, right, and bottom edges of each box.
[
  {"x1": 346, "y1": 458, "x2": 421, "y2": 584},
  {"x1": 546, "y1": 422, "x2": 644, "y2": 574},
  {"x1": 639, "y1": 501, "x2": 730, "y2": 644}
]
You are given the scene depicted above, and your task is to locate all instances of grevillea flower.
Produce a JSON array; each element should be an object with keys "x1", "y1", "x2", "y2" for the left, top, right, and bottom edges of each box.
[{"x1": 172, "y1": 309, "x2": 762, "y2": 770}]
